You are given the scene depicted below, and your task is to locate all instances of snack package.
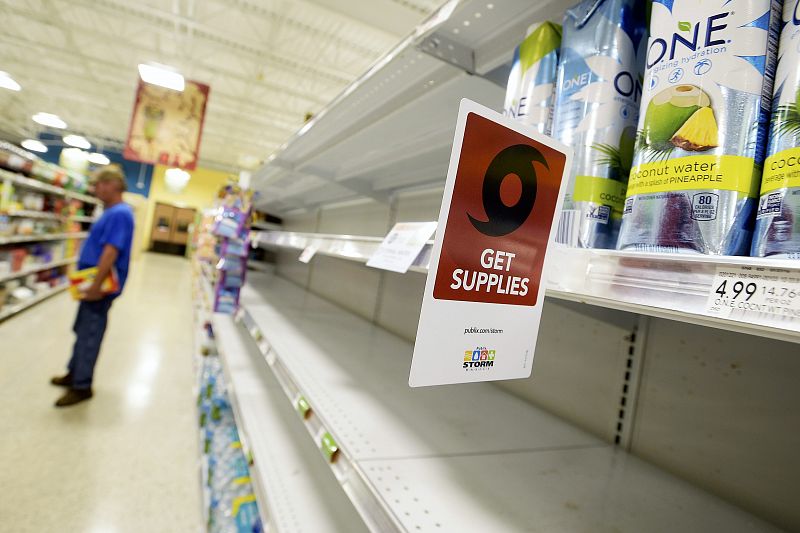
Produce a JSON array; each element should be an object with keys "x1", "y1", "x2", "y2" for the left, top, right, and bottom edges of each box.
[{"x1": 68, "y1": 266, "x2": 120, "y2": 300}]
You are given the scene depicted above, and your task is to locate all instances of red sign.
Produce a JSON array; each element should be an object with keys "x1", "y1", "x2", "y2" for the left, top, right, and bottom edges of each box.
[
  {"x1": 123, "y1": 79, "x2": 210, "y2": 170},
  {"x1": 433, "y1": 112, "x2": 567, "y2": 306}
]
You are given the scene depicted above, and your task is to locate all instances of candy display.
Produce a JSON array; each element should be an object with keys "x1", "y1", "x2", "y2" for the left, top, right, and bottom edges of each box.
[
  {"x1": 618, "y1": 0, "x2": 782, "y2": 255},
  {"x1": 752, "y1": 1, "x2": 800, "y2": 258},
  {"x1": 551, "y1": 0, "x2": 647, "y2": 249}
]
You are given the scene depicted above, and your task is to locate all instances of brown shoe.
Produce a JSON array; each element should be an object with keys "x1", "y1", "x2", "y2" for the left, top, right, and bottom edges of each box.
[
  {"x1": 51, "y1": 374, "x2": 73, "y2": 387},
  {"x1": 55, "y1": 388, "x2": 93, "y2": 407}
]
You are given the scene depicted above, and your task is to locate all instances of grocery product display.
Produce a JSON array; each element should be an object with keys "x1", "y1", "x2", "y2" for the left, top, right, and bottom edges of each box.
[
  {"x1": 193, "y1": 266, "x2": 263, "y2": 533},
  {"x1": 551, "y1": 0, "x2": 647, "y2": 249},
  {"x1": 0, "y1": 145, "x2": 98, "y2": 321},
  {"x1": 752, "y1": 1, "x2": 800, "y2": 258},
  {"x1": 618, "y1": 0, "x2": 781, "y2": 255}
]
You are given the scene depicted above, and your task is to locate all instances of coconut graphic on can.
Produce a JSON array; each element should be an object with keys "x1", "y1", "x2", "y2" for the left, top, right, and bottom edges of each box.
[{"x1": 641, "y1": 85, "x2": 718, "y2": 153}]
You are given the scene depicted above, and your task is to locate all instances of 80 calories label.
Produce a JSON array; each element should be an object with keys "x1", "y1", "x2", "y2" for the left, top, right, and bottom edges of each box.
[{"x1": 705, "y1": 265, "x2": 800, "y2": 327}]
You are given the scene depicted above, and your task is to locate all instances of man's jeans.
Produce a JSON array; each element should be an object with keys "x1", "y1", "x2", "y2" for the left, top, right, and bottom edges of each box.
[{"x1": 68, "y1": 297, "x2": 113, "y2": 390}]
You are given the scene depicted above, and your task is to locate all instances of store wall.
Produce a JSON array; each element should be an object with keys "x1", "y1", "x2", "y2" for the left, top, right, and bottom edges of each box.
[{"x1": 141, "y1": 164, "x2": 234, "y2": 251}]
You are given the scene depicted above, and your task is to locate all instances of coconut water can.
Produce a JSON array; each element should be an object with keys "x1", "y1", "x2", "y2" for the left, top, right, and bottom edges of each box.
[
  {"x1": 618, "y1": 0, "x2": 782, "y2": 255},
  {"x1": 503, "y1": 21, "x2": 562, "y2": 135},
  {"x1": 504, "y1": 45, "x2": 522, "y2": 119},
  {"x1": 752, "y1": 0, "x2": 800, "y2": 258},
  {"x1": 551, "y1": 0, "x2": 647, "y2": 249}
]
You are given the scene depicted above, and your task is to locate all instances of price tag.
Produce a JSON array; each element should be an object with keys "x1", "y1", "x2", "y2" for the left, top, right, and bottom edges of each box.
[
  {"x1": 298, "y1": 245, "x2": 318, "y2": 264},
  {"x1": 705, "y1": 265, "x2": 800, "y2": 327},
  {"x1": 366, "y1": 221, "x2": 437, "y2": 274}
]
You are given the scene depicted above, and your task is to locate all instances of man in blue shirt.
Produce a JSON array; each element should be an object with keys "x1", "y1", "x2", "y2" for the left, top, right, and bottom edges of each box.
[{"x1": 51, "y1": 166, "x2": 135, "y2": 407}]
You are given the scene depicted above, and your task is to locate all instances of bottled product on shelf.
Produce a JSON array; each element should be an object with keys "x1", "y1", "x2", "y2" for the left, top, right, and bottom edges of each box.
[
  {"x1": 551, "y1": 0, "x2": 647, "y2": 250},
  {"x1": 196, "y1": 325, "x2": 262, "y2": 533},
  {"x1": 502, "y1": 21, "x2": 561, "y2": 134},
  {"x1": 618, "y1": 0, "x2": 781, "y2": 255},
  {"x1": 752, "y1": 2, "x2": 800, "y2": 258}
]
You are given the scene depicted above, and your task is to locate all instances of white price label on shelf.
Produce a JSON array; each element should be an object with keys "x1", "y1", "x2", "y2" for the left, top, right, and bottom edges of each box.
[
  {"x1": 705, "y1": 265, "x2": 800, "y2": 327},
  {"x1": 366, "y1": 221, "x2": 437, "y2": 273},
  {"x1": 298, "y1": 245, "x2": 318, "y2": 264}
]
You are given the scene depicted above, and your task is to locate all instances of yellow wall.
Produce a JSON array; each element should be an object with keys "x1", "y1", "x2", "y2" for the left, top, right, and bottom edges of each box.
[{"x1": 141, "y1": 164, "x2": 234, "y2": 251}]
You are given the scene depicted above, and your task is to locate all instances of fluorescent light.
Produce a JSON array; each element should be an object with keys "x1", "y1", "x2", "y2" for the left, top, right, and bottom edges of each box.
[
  {"x1": 21, "y1": 139, "x2": 47, "y2": 153},
  {"x1": 63, "y1": 134, "x2": 91, "y2": 149},
  {"x1": 32, "y1": 112, "x2": 67, "y2": 129},
  {"x1": 88, "y1": 152, "x2": 110, "y2": 165},
  {"x1": 164, "y1": 167, "x2": 190, "y2": 192},
  {"x1": 62, "y1": 147, "x2": 88, "y2": 159},
  {"x1": 0, "y1": 71, "x2": 21, "y2": 91},
  {"x1": 138, "y1": 63, "x2": 184, "y2": 91}
]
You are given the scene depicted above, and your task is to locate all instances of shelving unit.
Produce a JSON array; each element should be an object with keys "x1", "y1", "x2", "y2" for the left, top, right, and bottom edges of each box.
[
  {"x1": 0, "y1": 283, "x2": 68, "y2": 322},
  {"x1": 0, "y1": 257, "x2": 77, "y2": 284},
  {"x1": 212, "y1": 313, "x2": 369, "y2": 533},
  {"x1": 0, "y1": 168, "x2": 102, "y2": 206},
  {"x1": 2, "y1": 210, "x2": 96, "y2": 224},
  {"x1": 3, "y1": 210, "x2": 63, "y2": 220},
  {"x1": 250, "y1": 0, "x2": 567, "y2": 213},
  {"x1": 0, "y1": 232, "x2": 88, "y2": 245},
  {"x1": 1, "y1": 163, "x2": 95, "y2": 323},
  {"x1": 217, "y1": 1, "x2": 800, "y2": 530},
  {"x1": 227, "y1": 271, "x2": 780, "y2": 533},
  {"x1": 253, "y1": 230, "x2": 800, "y2": 343}
]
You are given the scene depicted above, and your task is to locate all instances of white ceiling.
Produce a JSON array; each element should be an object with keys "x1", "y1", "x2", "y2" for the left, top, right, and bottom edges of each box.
[{"x1": 0, "y1": 0, "x2": 442, "y2": 172}]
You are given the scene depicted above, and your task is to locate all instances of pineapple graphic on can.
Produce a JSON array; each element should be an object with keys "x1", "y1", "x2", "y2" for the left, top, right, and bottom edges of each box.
[
  {"x1": 617, "y1": 0, "x2": 782, "y2": 255},
  {"x1": 552, "y1": 0, "x2": 647, "y2": 249},
  {"x1": 503, "y1": 22, "x2": 562, "y2": 135},
  {"x1": 751, "y1": 0, "x2": 800, "y2": 258}
]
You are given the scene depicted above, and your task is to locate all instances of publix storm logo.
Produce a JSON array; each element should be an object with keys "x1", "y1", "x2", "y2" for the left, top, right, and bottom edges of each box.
[{"x1": 463, "y1": 346, "x2": 496, "y2": 370}]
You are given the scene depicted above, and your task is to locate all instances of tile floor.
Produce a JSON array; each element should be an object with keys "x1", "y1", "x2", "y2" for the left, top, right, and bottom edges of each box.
[{"x1": 0, "y1": 253, "x2": 202, "y2": 533}]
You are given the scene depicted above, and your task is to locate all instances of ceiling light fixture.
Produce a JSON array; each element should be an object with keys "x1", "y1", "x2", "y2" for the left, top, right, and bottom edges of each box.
[
  {"x1": 165, "y1": 167, "x2": 191, "y2": 192},
  {"x1": 21, "y1": 139, "x2": 47, "y2": 153},
  {"x1": 63, "y1": 134, "x2": 91, "y2": 149},
  {"x1": 0, "y1": 71, "x2": 21, "y2": 91},
  {"x1": 88, "y1": 152, "x2": 110, "y2": 165},
  {"x1": 32, "y1": 112, "x2": 67, "y2": 129},
  {"x1": 138, "y1": 63, "x2": 185, "y2": 91}
]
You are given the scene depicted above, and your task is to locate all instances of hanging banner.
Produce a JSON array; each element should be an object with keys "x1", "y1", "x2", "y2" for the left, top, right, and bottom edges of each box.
[
  {"x1": 123, "y1": 79, "x2": 209, "y2": 170},
  {"x1": 409, "y1": 99, "x2": 572, "y2": 387}
]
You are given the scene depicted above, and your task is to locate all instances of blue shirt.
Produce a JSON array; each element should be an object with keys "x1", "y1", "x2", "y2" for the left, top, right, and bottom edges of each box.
[{"x1": 78, "y1": 202, "x2": 135, "y2": 295}]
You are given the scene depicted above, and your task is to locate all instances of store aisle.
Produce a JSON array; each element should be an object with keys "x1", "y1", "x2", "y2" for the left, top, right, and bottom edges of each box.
[{"x1": 0, "y1": 253, "x2": 202, "y2": 533}]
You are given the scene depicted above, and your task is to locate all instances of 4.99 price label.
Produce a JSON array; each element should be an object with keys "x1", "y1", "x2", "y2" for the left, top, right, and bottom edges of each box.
[{"x1": 705, "y1": 265, "x2": 800, "y2": 327}]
